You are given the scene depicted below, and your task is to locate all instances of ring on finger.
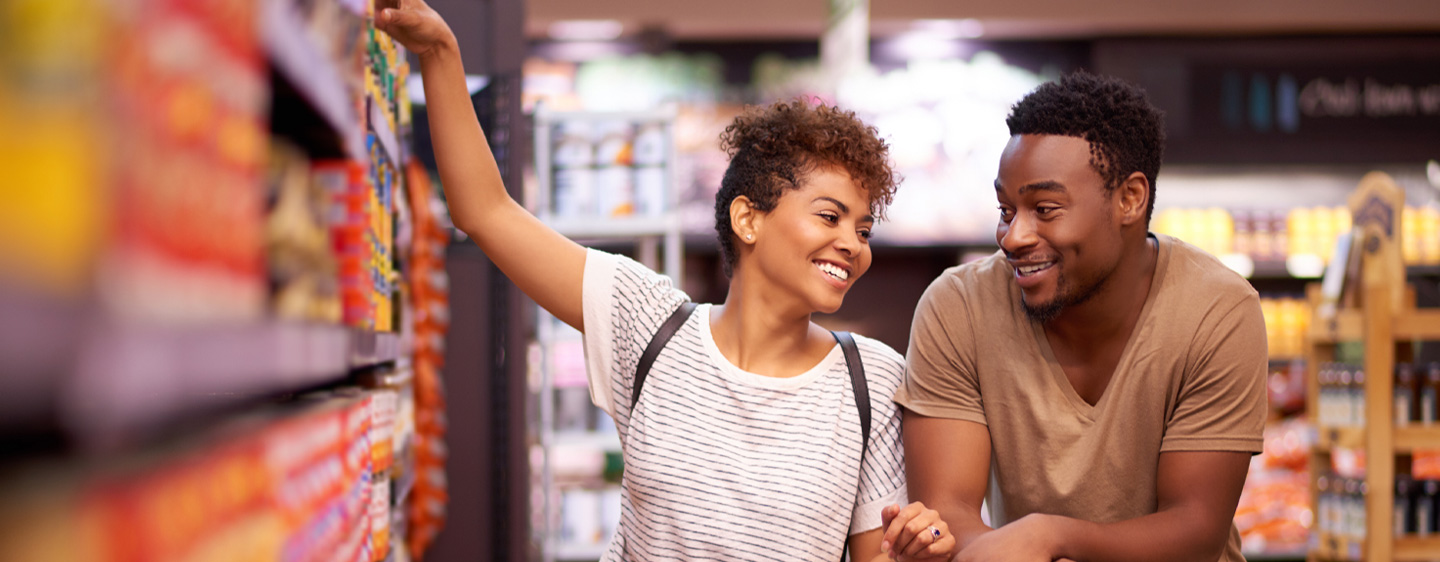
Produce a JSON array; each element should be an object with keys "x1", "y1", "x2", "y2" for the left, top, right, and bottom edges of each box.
[{"x1": 926, "y1": 525, "x2": 941, "y2": 540}]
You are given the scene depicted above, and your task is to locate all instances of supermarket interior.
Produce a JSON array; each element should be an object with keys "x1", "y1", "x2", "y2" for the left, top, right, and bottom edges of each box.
[{"x1": 1, "y1": 0, "x2": 1439, "y2": 561}]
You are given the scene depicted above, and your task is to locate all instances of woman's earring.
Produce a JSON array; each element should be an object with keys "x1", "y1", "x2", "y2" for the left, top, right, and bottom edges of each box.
[{"x1": 745, "y1": 234, "x2": 753, "y2": 240}]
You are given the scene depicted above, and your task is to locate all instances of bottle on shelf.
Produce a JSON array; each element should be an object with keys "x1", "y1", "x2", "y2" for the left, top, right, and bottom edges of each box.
[{"x1": 1397, "y1": 363, "x2": 1418, "y2": 427}]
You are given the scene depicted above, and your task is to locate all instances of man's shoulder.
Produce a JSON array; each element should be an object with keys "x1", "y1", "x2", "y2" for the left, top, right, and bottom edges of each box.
[
  {"x1": 1154, "y1": 236, "x2": 1263, "y2": 335},
  {"x1": 1159, "y1": 235, "x2": 1259, "y2": 300}
]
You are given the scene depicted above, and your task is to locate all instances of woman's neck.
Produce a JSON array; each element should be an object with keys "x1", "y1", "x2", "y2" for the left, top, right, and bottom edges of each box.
[{"x1": 709, "y1": 273, "x2": 833, "y2": 377}]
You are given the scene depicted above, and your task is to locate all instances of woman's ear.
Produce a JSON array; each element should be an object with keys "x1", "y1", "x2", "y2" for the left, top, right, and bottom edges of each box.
[{"x1": 730, "y1": 196, "x2": 760, "y2": 244}]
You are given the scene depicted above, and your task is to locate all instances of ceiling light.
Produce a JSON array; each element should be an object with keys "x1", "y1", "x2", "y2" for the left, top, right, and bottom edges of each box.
[
  {"x1": 548, "y1": 20, "x2": 624, "y2": 41},
  {"x1": 912, "y1": 18, "x2": 984, "y2": 39}
]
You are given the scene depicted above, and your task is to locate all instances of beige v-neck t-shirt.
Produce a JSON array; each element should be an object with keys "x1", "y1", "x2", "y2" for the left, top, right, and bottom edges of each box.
[{"x1": 895, "y1": 234, "x2": 1266, "y2": 562}]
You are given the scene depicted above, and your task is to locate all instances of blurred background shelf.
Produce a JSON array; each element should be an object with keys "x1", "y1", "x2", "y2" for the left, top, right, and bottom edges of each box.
[
  {"x1": 0, "y1": 303, "x2": 409, "y2": 450},
  {"x1": 549, "y1": 216, "x2": 682, "y2": 239},
  {"x1": 554, "y1": 430, "x2": 622, "y2": 453},
  {"x1": 262, "y1": 0, "x2": 365, "y2": 161},
  {"x1": 554, "y1": 543, "x2": 610, "y2": 561},
  {"x1": 371, "y1": 97, "x2": 403, "y2": 165}
]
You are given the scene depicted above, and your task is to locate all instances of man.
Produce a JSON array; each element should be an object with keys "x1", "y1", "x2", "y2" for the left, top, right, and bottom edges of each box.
[{"x1": 887, "y1": 72, "x2": 1267, "y2": 562}]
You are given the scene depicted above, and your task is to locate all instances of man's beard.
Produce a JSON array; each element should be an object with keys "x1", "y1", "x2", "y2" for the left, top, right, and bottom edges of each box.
[{"x1": 1022, "y1": 267, "x2": 1110, "y2": 323}]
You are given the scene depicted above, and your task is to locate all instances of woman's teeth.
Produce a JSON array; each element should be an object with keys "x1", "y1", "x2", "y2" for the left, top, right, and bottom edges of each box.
[{"x1": 816, "y1": 262, "x2": 849, "y2": 281}]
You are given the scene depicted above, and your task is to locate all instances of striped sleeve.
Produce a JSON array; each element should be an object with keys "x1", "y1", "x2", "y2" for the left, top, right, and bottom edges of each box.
[
  {"x1": 849, "y1": 335, "x2": 909, "y2": 534},
  {"x1": 580, "y1": 249, "x2": 691, "y2": 419}
]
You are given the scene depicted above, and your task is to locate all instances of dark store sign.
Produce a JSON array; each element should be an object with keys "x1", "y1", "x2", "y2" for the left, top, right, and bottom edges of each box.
[
  {"x1": 1302, "y1": 77, "x2": 1440, "y2": 118},
  {"x1": 1183, "y1": 64, "x2": 1440, "y2": 164},
  {"x1": 1208, "y1": 68, "x2": 1440, "y2": 133}
]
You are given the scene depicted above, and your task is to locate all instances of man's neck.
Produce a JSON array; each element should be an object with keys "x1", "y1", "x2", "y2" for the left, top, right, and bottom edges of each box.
[{"x1": 1044, "y1": 234, "x2": 1159, "y2": 347}]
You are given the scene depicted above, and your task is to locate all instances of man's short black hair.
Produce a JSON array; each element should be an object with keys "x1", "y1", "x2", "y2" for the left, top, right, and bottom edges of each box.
[{"x1": 1006, "y1": 72, "x2": 1165, "y2": 223}]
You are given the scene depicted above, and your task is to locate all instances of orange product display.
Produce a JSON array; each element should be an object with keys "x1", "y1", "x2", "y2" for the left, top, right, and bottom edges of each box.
[
  {"x1": 315, "y1": 161, "x2": 378, "y2": 330},
  {"x1": 403, "y1": 160, "x2": 452, "y2": 560},
  {"x1": 104, "y1": 0, "x2": 270, "y2": 323},
  {"x1": 1235, "y1": 418, "x2": 1312, "y2": 555},
  {"x1": 365, "y1": 388, "x2": 397, "y2": 562},
  {"x1": 40, "y1": 397, "x2": 386, "y2": 562}
]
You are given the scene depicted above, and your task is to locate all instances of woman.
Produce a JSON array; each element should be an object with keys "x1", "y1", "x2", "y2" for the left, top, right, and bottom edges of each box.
[{"x1": 374, "y1": 1, "x2": 953, "y2": 560}]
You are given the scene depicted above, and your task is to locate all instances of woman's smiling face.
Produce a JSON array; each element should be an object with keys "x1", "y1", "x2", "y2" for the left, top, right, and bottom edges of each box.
[{"x1": 745, "y1": 166, "x2": 874, "y2": 314}]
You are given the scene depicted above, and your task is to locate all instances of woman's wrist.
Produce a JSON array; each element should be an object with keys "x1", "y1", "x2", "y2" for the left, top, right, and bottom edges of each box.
[{"x1": 416, "y1": 32, "x2": 459, "y2": 63}]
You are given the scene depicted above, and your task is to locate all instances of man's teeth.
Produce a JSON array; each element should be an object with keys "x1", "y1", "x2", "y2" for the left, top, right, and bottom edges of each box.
[
  {"x1": 1018, "y1": 263, "x2": 1053, "y2": 275},
  {"x1": 817, "y1": 262, "x2": 849, "y2": 281}
]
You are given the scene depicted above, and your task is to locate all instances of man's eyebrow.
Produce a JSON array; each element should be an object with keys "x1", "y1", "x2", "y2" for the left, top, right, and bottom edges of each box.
[
  {"x1": 814, "y1": 196, "x2": 874, "y2": 222},
  {"x1": 994, "y1": 180, "x2": 1067, "y2": 195}
]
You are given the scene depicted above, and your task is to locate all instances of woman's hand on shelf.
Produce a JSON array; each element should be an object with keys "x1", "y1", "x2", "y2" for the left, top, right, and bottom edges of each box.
[{"x1": 373, "y1": 0, "x2": 457, "y2": 58}]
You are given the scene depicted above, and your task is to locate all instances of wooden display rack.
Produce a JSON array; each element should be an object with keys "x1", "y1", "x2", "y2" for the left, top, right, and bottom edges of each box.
[{"x1": 1307, "y1": 172, "x2": 1440, "y2": 561}]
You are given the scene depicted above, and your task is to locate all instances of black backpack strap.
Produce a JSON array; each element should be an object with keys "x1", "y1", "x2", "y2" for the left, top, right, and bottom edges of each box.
[
  {"x1": 631, "y1": 301, "x2": 698, "y2": 410},
  {"x1": 832, "y1": 331, "x2": 869, "y2": 455},
  {"x1": 832, "y1": 330, "x2": 868, "y2": 562}
]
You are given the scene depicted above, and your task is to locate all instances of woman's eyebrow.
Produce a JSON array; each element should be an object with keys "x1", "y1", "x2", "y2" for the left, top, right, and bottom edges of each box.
[{"x1": 813, "y1": 196, "x2": 875, "y2": 222}]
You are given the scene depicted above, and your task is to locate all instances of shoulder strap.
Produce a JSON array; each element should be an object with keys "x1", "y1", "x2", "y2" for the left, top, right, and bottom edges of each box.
[
  {"x1": 831, "y1": 331, "x2": 870, "y2": 460},
  {"x1": 632, "y1": 301, "x2": 698, "y2": 410},
  {"x1": 832, "y1": 331, "x2": 868, "y2": 562}
]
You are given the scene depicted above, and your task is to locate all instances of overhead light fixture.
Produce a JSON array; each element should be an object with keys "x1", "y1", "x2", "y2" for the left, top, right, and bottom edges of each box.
[
  {"x1": 912, "y1": 18, "x2": 985, "y2": 39},
  {"x1": 408, "y1": 75, "x2": 490, "y2": 105},
  {"x1": 548, "y1": 20, "x2": 624, "y2": 41}
]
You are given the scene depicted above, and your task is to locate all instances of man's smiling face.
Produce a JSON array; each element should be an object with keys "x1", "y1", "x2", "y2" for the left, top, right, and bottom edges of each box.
[{"x1": 994, "y1": 134, "x2": 1128, "y2": 323}]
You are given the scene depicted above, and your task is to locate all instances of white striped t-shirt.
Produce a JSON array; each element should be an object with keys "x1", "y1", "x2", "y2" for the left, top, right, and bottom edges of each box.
[{"x1": 580, "y1": 249, "x2": 908, "y2": 562}]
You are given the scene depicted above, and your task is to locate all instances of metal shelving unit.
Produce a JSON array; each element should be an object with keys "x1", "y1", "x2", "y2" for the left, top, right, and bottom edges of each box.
[{"x1": 531, "y1": 107, "x2": 683, "y2": 562}]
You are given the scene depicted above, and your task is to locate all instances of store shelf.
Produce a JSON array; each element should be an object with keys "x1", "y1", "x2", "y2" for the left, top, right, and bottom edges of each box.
[
  {"x1": 555, "y1": 542, "x2": 609, "y2": 561},
  {"x1": 1312, "y1": 532, "x2": 1363, "y2": 561},
  {"x1": 1215, "y1": 259, "x2": 1437, "y2": 282},
  {"x1": 1396, "y1": 310, "x2": 1440, "y2": 340},
  {"x1": 394, "y1": 462, "x2": 417, "y2": 508},
  {"x1": 1408, "y1": 265, "x2": 1440, "y2": 278},
  {"x1": 555, "y1": 430, "x2": 622, "y2": 453},
  {"x1": 260, "y1": 0, "x2": 364, "y2": 161},
  {"x1": 352, "y1": 328, "x2": 401, "y2": 369},
  {"x1": 547, "y1": 216, "x2": 680, "y2": 239},
  {"x1": 61, "y1": 322, "x2": 362, "y2": 441},
  {"x1": 1303, "y1": 174, "x2": 1436, "y2": 562},
  {"x1": 1317, "y1": 427, "x2": 1440, "y2": 451},
  {"x1": 1316, "y1": 426, "x2": 1366, "y2": 450},
  {"x1": 1244, "y1": 549, "x2": 1307, "y2": 561},
  {"x1": 0, "y1": 297, "x2": 403, "y2": 448},
  {"x1": 1249, "y1": 259, "x2": 1297, "y2": 279},
  {"x1": 1396, "y1": 536, "x2": 1440, "y2": 561},
  {"x1": 0, "y1": 286, "x2": 87, "y2": 432},
  {"x1": 1307, "y1": 309, "x2": 1440, "y2": 344},
  {"x1": 535, "y1": 108, "x2": 674, "y2": 124},
  {"x1": 1309, "y1": 310, "x2": 1364, "y2": 344},
  {"x1": 1394, "y1": 426, "x2": 1440, "y2": 451},
  {"x1": 371, "y1": 97, "x2": 402, "y2": 165}
]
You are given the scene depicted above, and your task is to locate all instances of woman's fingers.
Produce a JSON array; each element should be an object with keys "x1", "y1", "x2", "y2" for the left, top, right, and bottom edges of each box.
[
  {"x1": 902, "y1": 517, "x2": 947, "y2": 558},
  {"x1": 917, "y1": 533, "x2": 956, "y2": 560},
  {"x1": 881, "y1": 502, "x2": 926, "y2": 554},
  {"x1": 370, "y1": 0, "x2": 454, "y2": 57}
]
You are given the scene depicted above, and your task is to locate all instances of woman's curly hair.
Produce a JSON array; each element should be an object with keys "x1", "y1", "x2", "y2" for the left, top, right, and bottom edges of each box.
[
  {"x1": 714, "y1": 99, "x2": 898, "y2": 277},
  {"x1": 1006, "y1": 72, "x2": 1166, "y2": 223}
]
